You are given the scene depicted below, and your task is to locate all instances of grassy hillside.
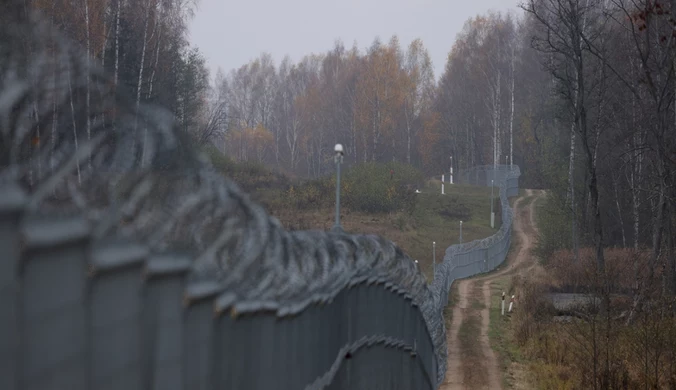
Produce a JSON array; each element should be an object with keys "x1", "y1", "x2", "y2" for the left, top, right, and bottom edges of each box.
[{"x1": 207, "y1": 149, "x2": 500, "y2": 281}]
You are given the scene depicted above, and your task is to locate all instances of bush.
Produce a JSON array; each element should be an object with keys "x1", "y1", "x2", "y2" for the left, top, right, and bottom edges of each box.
[
  {"x1": 202, "y1": 148, "x2": 426, "y2": 214},
  {"x1": 341, "y1": 162, "x2": 425, "y2": 213},
  {"x1": 202, "y1": 146, "x2": 290, "y2": 193}
]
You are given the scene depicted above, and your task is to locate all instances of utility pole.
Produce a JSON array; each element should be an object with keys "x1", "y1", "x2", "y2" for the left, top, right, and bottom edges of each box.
[{"x1": 332, "y1": 144, "x2": 344, "y2": 233}]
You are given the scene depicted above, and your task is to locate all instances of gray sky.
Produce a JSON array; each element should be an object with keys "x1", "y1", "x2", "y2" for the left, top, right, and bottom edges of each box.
[{"x1": 188, "y1": 0, "x2": 522, "y2": 81}]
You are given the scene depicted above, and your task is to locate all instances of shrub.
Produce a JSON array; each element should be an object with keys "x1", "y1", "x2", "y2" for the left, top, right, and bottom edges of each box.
[
  {"x1": 342, "y1": 162, "x2": 425, "y2": 213},
  {"x1": 203, "y1": 146, "x2": 290, "y2": 193}
]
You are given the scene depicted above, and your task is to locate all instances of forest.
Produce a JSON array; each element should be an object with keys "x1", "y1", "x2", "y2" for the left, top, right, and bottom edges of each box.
[{"x1": 29, "y1": 0, "x2": 675, "y2": 291}]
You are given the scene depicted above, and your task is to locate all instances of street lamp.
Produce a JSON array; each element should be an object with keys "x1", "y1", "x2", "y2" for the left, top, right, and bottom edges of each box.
[
  {"x1": 490, "y1": 179, "x2": 495, "y2": 229},
  {"x1": 332, "y1": 144, "x2": 344, "y2": 232}
]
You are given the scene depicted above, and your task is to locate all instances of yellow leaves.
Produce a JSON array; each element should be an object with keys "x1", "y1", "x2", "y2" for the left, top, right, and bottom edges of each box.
[
  {"x1": 418, "y1": 111, "x2": 443, "y2": 171},
  {"x1": 226, "y1": 123, "x2": 274, "y2": 162},
  {"x1": 353, "y1": 36, "x2": 409, "y2": 160}
]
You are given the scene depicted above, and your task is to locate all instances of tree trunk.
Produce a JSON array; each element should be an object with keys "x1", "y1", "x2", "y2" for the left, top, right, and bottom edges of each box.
[
  {"x1": 577, "y1": 63, "x2": 604, "y2": 273},
  {"x1": 569, "y1": 124, "x2": 579, "y2": 261},
  {"x1": 114, "y1": 0, "x2": 121, "y2": 89},
  {"x1": 137, "y1": 0, "x2": 150, "y2": 165},
  {"x1": 50, "y1": 0, "x2": 57, "y2": 172},
  {"x1": 84, "y1": 0, "x2": 91, "y2": 170},
  {"x1": 67, "y1": 63, "x2": 82, "y2": 184},
  {"x1": 509, "y1": 45, "x2": 515, "y2": 167},
  {"x1": 613, "y1": 174, "x2": 626, "y2": 248},
  {"x1": 147, "y1": 5, "x2": 163, "y2": 101}
]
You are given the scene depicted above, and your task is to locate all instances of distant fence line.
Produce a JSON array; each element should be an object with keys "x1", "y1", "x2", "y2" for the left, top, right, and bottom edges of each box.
[{"x1": 426, "y1": 165, "x2": 521, "y2": 384}]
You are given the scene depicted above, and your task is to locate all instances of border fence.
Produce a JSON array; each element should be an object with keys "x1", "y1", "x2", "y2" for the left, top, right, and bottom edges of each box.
[
  {"x1": 1, "y1": 183, "x2": 438, "y2": 390},
  {"x1": 0, "y1": 165, "x2": 518, "y2": 390},
  {"x1": 1, "y1": 7, "x2": 520, "y2": 388},
  {"x1": 427, "y1": 165, "x2": 521, "y2": 384}
]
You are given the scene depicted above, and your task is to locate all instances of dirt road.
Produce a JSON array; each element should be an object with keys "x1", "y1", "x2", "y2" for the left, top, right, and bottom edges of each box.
[{"x1": 440, "y1": 189, "x2": 542, "y2": 390}]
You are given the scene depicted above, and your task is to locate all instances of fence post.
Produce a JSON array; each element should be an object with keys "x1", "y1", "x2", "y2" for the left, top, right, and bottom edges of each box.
[
  {"x1": 432, "y1": 242, "x2": 436, "y2": 278},
  {"x1": 0, "y1": 183, "x2": 26, "y2": 390},
  {"x1": 490, "y1": 179, "x2": 495, "y2": 229}
]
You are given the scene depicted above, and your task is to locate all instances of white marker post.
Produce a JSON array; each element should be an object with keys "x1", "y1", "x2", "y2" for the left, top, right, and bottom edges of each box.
[
  {"x1": 450, "y1": 156, "x2": 454, "y2": 184},
  {"x1": 501, "y1": 292, "x2": 506, "y2": 316},
  {"x1": 508, "y1": 295, "x2": 514, "y2": 313},
  {"x1": 441, "y1": 184, "x2": 445, "y2": 195},
  {"x1": 442, "y1": 174, "x2": 445, "y2": 183}
]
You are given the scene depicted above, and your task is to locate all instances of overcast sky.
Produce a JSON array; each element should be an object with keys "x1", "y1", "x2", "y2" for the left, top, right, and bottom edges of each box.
[{"x1": 188, "y1": 0, "x2": 522, "y2": 81}]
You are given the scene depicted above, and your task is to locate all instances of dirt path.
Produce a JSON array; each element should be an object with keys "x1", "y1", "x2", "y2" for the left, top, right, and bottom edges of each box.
[{"x1": 440, "y1": 189, "x2": 542, "y2": 390}]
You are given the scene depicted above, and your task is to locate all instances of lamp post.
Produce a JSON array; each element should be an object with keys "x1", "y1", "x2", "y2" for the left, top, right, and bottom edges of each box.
[
  {"x1": 490, "y1": 179, "x2": 495, "y2": 229},
  {"x1": 332, "y1": 144, "x2": 344, "y2": 232}
]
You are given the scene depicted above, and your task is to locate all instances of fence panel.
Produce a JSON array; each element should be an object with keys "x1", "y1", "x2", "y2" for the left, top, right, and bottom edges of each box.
[{"x1": 20, "y1": 216, "x2": 90, "y2": 390}]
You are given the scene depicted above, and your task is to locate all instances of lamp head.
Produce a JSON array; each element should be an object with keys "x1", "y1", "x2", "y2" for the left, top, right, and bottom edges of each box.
[{"x1": 334, "y1": 143, "x2": 344, "y2": 156}]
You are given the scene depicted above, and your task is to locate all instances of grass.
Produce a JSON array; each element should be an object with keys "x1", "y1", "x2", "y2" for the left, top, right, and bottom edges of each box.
[
  {"x1": 488, "y1": 276, "x2": 526, "y2": 388},
  {"x1": 458, "y1": 315, "x2": 481, "y2": 355},
  {"x1": 444, "y1": 283, "x2": 459, "y2": 327},
  {"x1": 471, "y1": 298, "x2": 486, "y2": 310},
  {"x1": 251, "y1": 177, "x2": 500, "y2": 281},
  {"x1": 485, "y1": 195, "x2": 533, "y2": 388},
  {"x1": 458, "y1": 310, "x2": 483, "y2": 386}
]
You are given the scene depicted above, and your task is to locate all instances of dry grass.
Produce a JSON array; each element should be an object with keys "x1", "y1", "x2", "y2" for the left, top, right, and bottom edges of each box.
[
  {"x1": 459, "y1": 284, "x2": 486, "y2": 388},
  {"x1": 257, "y1": 181, "x2": 499, "y2": 281},
  {"x1": 507, "y1": 248, "x2": 676, "y2": 389}
]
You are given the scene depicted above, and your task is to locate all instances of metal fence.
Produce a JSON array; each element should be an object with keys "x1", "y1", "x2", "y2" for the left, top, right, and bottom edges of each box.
[
  {"x1": 0, "y1": 184, "x2": 440, "y2": 390},
  {"x1": 0, "y1": 165, "x2": 518, "y2": 390},
  {"x1": 427, "y1": 165, "x2": 521, "y2": 384},
  {"x1": 0, "y1": 10, "x2": 521, "y2": 389}
]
